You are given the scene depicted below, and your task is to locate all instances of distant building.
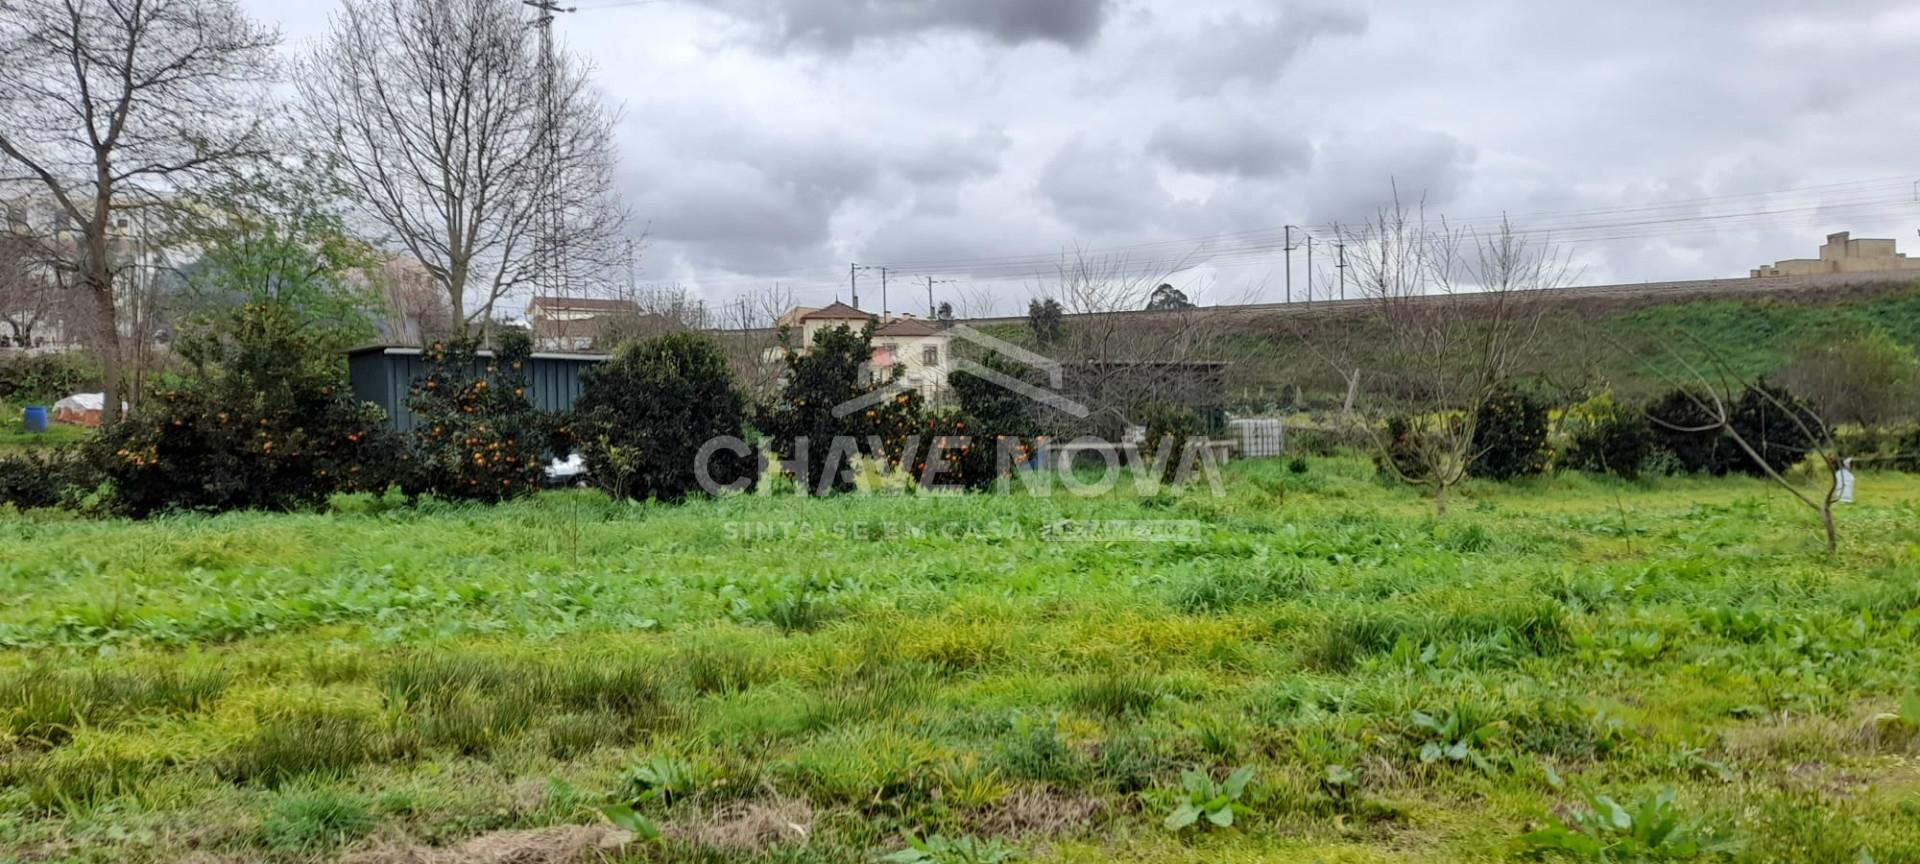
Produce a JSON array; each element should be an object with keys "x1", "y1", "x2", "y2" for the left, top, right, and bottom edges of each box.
[
  {"x1": 872, "y1": 316, "x2": 952, "y2": 396},
  {"x1": 526, "y1": 295, "x2": 675, "y2": 352},
  {"x1": 1751, "y1": 231, "x2": 1920, "y2": 278},
  {"x1": 778, "y1": 303, "x2": 954, "y2": 398},
  {"x1": 0, "y1": 193, "x2": 179, "y2": 352}
]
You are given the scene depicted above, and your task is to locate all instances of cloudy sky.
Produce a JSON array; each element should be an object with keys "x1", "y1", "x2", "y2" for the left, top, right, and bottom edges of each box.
[{"x1": 248, "y1": 0, "x2": 1920, "y2": 316}]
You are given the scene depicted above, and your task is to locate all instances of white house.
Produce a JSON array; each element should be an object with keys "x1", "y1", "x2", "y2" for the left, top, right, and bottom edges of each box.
[
  {"x1": 782, "y1": 302, "x2": 954, "y2": 398},
  {"x1": 871, "y1": 316, "x2": 952, "y2": 397}
]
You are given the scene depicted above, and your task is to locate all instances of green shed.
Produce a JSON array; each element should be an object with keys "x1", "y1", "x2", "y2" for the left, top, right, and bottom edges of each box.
[{"x1": 346, "y1": 345, "x2": 608, "y2": 432}]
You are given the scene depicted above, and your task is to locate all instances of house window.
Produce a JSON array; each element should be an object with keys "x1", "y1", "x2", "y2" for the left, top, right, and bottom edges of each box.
[{"x1": 922, "y1": 345, "x2": 939, "y2": 366}]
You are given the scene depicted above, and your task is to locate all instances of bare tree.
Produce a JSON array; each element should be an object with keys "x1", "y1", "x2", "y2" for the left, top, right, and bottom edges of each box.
[
  {"x1": 0, "y1": 229, "x2": 63, "y2": 347},
  {"x1": 0, "y1": 0, "x2": 278, "y2": 422},
  {"x1": 716, "y1": 283, "x2": 793, "y2": 399},
  {"x1": 297, "y1": 0, "x2": 624, "y2": 338},
  {"x1": 1645, "y1": 332, "x2": 1845, "y2": 552},
  {"x1": 1012, "y1": 250, "x2": 1254, "y2": 442},
  {"x1": 1328, "y1": 198, "x2": 1571, "y2": 515}
]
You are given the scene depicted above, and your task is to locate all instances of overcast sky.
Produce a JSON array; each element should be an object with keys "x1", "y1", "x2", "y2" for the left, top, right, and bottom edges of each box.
[{"x1": 249, "y1": 0, "x2": 1920, "y2": 315}]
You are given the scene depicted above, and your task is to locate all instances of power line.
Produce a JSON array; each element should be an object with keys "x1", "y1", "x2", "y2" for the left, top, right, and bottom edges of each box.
[{"x1": 862, "y1": 176, "x2": 1920, "y2": 277}]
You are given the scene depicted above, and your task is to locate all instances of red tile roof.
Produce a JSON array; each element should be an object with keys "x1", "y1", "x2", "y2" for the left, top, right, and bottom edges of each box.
[
  {"x1": 799, "y1": 301, "x2": 871, "y2": 321},
  {"x1": 874, "y1": 318, "x2": 940, "y2": 337}
]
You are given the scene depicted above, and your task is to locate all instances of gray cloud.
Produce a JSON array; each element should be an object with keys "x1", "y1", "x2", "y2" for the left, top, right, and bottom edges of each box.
[
  {"x1": 690, "y1": 0, "x2": 1112, "y2": 52},
  {"x1": 1174, "y1": 4, "x2": 1366, "y2": 96},
  {"x1": 1037, "y1": 138, "x2": 1172, "y2": 234},
  {"x1": 1305, "y1": 128, "x2": 1475, "y2": 226},
  {"x1": 1149, "y1": 116, "x2": 1311, "y2": 178},
  {"x1": 238, "y1": 0, "x2": 1920, "y2": 306}
]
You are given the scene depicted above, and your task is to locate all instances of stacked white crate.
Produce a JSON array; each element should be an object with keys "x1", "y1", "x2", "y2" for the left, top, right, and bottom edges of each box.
[{"x1": 1227, "y1": 418, "x2": 1284, "y2": 458}]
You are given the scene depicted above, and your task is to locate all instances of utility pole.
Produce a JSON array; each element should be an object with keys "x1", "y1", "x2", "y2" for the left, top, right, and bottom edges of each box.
[
  {"x1": 524, "y1": 0, "x2": 574, "y2": 298},
  {"x1": 1283, "y1": 225, "x2": 1296, "y2": 304},
  {"x1": 1305, "y1": 234, "x2": 1315, "y2": 304},
  {"x1": 849, "y1": 263, "x2": 860, "y2": 309},
  {"x1": 880, "y1": 267, "x2": 889, "y2": 319},
  {"x1": 1336, "y1": 239, "x2": 1348, "y2": 301}
]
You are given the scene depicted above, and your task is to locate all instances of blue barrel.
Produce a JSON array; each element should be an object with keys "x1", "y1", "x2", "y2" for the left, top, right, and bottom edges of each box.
[{"x1": 21, "y1": 406, "x2": 48, "y2": 434}]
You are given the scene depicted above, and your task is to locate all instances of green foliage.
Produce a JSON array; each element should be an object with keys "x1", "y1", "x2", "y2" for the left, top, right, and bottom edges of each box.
[
  {"x1": 1409, "y1": 703, "x2": 1503, "y2": 772},
  {"x1": 216, "y1": 709, "x2": 390, "y2": 787},
  {"x1": 940, "y1": 351, "x2": 1043, "y2": 491},
  {"x1": 1646, "y1": 389, "x2": 1731, "y2": 475},
  {"x1": 619, "y1": 755, "x2": 707, "y2": 806},
  {"x1": 1563, "y1": 393, "x2": 1656, "y2": 478},
  {"x1": 1472, "y1": 390, "x2": 1552, "y2": 479},
  {"x1": 1775, "y1": 324, "x2": 1920, "y2": 430},
  {"x1": 1, "y1": 667, "x2": 227, "y2": 747},
  {"x1": 883, "y1": 833, "x2": 1022, "y2": 864},
  {"x1": 1067, "y1": 672, "x2": 1163, "y2": 719},
  {"x1": 1725, "y1": 383, "x2": 1816, "y2": 477},
  {"x1": 2, "y1": 462, "x2": 1920, "y2": 860},
  {"x1": 260, "y1": 787, "x2": 377, "y2": 851},
  {"x1": 1026, "y1": 298, "x2": 1064, "y2": 347},
  {"x1": 759, "y1": 323, "x2": 924, "y2": 495},
  {"x1": 1518, "y1": 787, "x2": 1738, "y2": 861},
  {"x1": 0, "y1": 447, "x2": 99, "y2": 509},
  {"x1": 573, "y1": 332, "x2": 751, "y2": 501},
  {"x1": 178, "y1": 171, "x2": 380, "y2": 352},
  {"x1": 91, "y1": 303, "x2": 404, "y2": 515},
  {"x1": 1139, "y1": 404, "x2": 1204, "y2": 484},
  {"x1": 1646, "y1": 384, "x2": 1817, "y2": 477},
  {"x1": 1157, "y1": 765, "x2": 1254, "y2": 832},
  {"x1": 0, "y1": 352, "x2": 100, "y2": 405},
  {"x1": 597, "y1": 802, "x2": 662, "y2": 842},
  {"x1": 407, "y1": 333, "x2": 550, "y2": 501}
]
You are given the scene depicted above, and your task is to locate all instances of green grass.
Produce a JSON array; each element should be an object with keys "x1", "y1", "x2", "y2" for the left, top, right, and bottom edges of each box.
[
  {"x1": 0, "y1": 399, "x2": 90, "y2": 454},
  {"x1": 2, "y1": 458, "x2": 1919, "y2": 862}
]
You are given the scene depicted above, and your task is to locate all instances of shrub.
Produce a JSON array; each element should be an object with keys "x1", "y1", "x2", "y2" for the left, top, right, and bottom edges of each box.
[
  {"x1": 1726, "y1": 383, "x2": 1816, "y2": 477},
  {"x1": 1645, "y1": 384, "x2": 1817, "y2": 477},
  {"x1": 1138, "y1": 404, "x2": 1203, "y2": 483},
  {"x1": 759, "y1": 323, "x2": 924, "y2": 496},
  {"x1": 90, "y1": 303, "x2": 405, "y2": 515},
  {"x1": 1375, "y1": 415, "x2": 1428, "y2": 480},
  {"x1": 0, "y1": 352, "x2": 100, "y2": 405},
  {"x1": 407, "y1": 332, "x2": 551, "y2": 501},
  {"x1": 572, "y1": 332, "x2": 751, "y2": 501},
  {"x1": 1562, "y1": 396, "x2": 1656, "y2": 478},
  {"x1": 942, "y1": 352, "x2": 1043, "y2": 491},
  {"x1": 1646, "y1": 389, "x2": 1735, "y2": 475},
  {"x1": 0, "y1": 447, "x2": 100, "y2": 509},
  {"x1": 1895, "y1": 427, "x2": 1920, "y2": 473},
  {"x1": 1469, "y1": 390, "x2": 1550, "y2": 480}
]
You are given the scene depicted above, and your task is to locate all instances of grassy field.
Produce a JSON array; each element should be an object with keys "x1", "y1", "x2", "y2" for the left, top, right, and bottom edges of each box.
[
  {"x1": 1, "y1": 458, "x2": 1918, "y2": 863},
  {"x1": 0, "y1": 401, "x2": 89, "y2": 456}
]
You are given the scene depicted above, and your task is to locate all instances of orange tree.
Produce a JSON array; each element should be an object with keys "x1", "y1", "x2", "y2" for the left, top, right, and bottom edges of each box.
[
  {"x1": 406, "y1": 332, "x2": 552, "y2": 501},
  {"x1": 759, "y1": 323, "x2": 922, "y2": 495},
  {"x1": 93, "y1": 303, "x2": 402, "y2": 515}
]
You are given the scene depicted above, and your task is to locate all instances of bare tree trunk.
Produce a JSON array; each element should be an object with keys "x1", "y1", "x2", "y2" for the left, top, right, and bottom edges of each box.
[
  {"x1": 87, "y1": 269, "x2": 123, "y2": 424},
  {"x1": 1340, "y1": 369, "x2": 1361, "y2": 427},
  {"x1": 1821, "y1": 467, "x2": 1839, "y2": 554}
]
